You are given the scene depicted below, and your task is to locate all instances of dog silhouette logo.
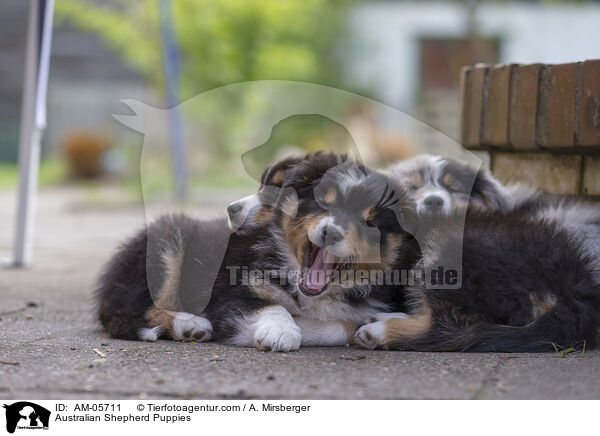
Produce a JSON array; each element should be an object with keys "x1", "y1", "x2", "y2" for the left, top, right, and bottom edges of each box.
[{"x1": 2, "y1": 402, "x2": 50, "y2": 433}]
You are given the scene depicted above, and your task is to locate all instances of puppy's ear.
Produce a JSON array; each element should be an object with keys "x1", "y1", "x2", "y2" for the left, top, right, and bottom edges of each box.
[
  {"x1": 260, "y1": 155, "x2": 305, "y2": 187},
  {"x1": 282, "y1": 152, "x2": 344, "y2": 190},
  {"x1": 385, "y1": 183, "x2": 418, "y2": 235},
  {"x1": 397, "y1": 204, "x2": 418, "y2": 236},
  {"x1": 471, "y1": 170, "x2": 509, "y2": 211}
]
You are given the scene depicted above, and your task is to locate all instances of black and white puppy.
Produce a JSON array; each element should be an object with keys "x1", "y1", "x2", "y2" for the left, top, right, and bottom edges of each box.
[
  {"x1": 96, "y1": 152, "x2": 418, "y2": 351},
  {"x1": 384, "y1": 154, "x2": 510, "y2": 215}
]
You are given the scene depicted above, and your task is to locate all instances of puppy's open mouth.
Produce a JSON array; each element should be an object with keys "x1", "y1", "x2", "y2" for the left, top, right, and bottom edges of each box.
[{"x1": 298, "y1": 242, "x2": 344, "y2": 297}]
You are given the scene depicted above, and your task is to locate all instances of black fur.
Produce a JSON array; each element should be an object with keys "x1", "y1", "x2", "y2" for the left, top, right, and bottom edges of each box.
[{"x1": 380, "y1": 208, "x2": 600, "y2": 352}]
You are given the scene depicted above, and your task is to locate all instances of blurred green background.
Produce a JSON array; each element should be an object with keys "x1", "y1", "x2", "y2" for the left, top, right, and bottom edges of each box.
[{"x1": 2, "y1": 0, "x2": 600, "y2": 199}]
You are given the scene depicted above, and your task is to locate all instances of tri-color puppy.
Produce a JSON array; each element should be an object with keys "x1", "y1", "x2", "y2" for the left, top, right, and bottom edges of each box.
[
  {"x1": 354, "y1": 202, "x2": 600, "y2": 352},
  {"x1": 96, "y1": 152, "x2": 419, "y2": 351}
]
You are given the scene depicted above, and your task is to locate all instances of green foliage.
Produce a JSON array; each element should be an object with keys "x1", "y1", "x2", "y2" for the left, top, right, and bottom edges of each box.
[
  {"x1": 0, "y1": 159, "x2": 67, "y2": 190},
  {"x1": 55, "y1": 0, "x2": 354, "y2": 97},
  {"x1": 54, "y1": 0, "x2": 359, "y2": 186}
]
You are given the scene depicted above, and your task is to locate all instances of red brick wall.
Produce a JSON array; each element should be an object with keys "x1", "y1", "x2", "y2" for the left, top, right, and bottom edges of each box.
[{"x1": 459, "y1": 60, "x2": 600, "y2": 196}]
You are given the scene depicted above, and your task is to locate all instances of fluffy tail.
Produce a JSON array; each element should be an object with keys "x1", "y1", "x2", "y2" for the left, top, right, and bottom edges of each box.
[
  {"x1": 464, "y1": 303, "x2": 599, "y2": 353},
  {"x1": 95, "y1": 225, "x2": 155, "y2": 340},
  {"x1": 396, "y1": 306, "x2": 599, "y2": 353}
]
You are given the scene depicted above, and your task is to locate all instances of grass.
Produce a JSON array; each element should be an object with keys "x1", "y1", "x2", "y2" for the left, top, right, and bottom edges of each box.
[
  {"x1": 552, "y1": 341, "x2": 587, "y2": 358},
  {"x1": 0, "y1": 159, "x2": 68, "y2": 190},
  {"x1": 0, "y1": 156, "x2": 257, "y2": 207}
]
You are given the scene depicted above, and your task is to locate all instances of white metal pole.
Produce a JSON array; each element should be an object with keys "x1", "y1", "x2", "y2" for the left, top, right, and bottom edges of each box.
[{"x1": 6, "y1": 0, "x2": 54, "y2": 268}]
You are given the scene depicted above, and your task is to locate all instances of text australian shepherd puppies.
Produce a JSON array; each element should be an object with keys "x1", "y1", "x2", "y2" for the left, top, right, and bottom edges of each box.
[{"x1": 96, "y1": 152, "x2": 419, "y2": 351}]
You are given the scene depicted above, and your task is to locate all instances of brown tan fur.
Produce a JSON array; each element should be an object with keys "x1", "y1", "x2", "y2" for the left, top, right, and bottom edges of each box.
[
  {"x1": 442, "y1": 172, "x2": 460, "y2": 192},
  {"x1": 254, "y1": 206, "x2": 277, "y2": 225},
  {"x1": 530, "y1": 293, "x2": 558, "y2": 319},
  {"x1": 270, "y1": 170, "x2": 284, "y2": 186},
  {"x1": 343, "y1": 321, "x2": 358, "y2": 344},
  {"x1": 152, "y1": 246, "x2": 184, "y2": 312},
  {"x1": 381, "y1": 305, "x2": 433, "y2": 346},
  {"x1": 144, "y1": 306, "x2": 177, "y2": 339},
  {"x1": 282, "y1": 213, "x2": 319, "y2": 263},
  {"x1": 324, "y1": 187, "x2": 337, "y2": 205},
  {"x1": 406, "y1": 170, "x2": 423, "y2": 188}
]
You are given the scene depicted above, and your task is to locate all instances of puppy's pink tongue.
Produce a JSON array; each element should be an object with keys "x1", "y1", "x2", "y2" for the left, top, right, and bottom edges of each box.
[{"x1": 301, "y1": 248, "x2": 336, "y2": 293}]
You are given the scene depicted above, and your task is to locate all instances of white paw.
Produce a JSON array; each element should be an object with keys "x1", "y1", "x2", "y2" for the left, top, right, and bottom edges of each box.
[
  {"x1": 354, "y1": 321, "x2": 387, "y2": 349},
  {"x1": 172, "y1": 313, "x2": 213, "y2": 341},
  {"x1": 253, "y1": 307, "x2": 302, "y2": 352},
  {"x1": 364, "y1": 312, "x2": 408, "y2": 324}
]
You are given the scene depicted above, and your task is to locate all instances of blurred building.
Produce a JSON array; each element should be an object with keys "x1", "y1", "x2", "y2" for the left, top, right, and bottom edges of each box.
[{"x1": 346, "y1": 1, "x2": 600, "y2": 141}]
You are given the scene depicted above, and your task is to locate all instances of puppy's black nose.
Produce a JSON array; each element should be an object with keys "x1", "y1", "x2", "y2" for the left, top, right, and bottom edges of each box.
[
  {"x1": 424, "y1": 195, "x2": 444, "y2": 208},
  {"x1": 227, "y1": 203, "x2": 242, "y2": 217},
  {"x1": 322, "y1": 225, "x2": 343, "y2": 243}
]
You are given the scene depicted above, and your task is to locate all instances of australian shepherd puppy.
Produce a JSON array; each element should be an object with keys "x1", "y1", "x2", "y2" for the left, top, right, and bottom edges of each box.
[
  {"x1": 96, "y1": 152, "x2": 419, "y2": 351},
  {"x1": 385, "y1": 154, "x2": 600, "y2": 283},
  {"x1": 354, "y1": 198, "x2": 600, "y2": 353}
]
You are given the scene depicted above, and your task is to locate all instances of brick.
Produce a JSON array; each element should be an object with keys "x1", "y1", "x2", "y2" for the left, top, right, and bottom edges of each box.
[
  {"x1": 578, "y1": 59, "x2": 600, "y2": 147},
  {"x1": 537, "y1": 63, "x2": 579, "y2": 148},
  {"x1": 482, "y1": 64, "x2": 516, "y2": 147},
  {"x1": 458, "y1": 66, "x2": 472, "y2": 146},
  {"x1": 491, "y1": 152, "x2": 581, "y2": 195},
  {"x1": 582, "y1": 155, "x2": 600, "y2": 195},
  {"x1": 460, "y1": 64, "x2": 489, "y2": 149},
  {"x1": 509, "y1": 64, "x2": 542, "y2": 150}
]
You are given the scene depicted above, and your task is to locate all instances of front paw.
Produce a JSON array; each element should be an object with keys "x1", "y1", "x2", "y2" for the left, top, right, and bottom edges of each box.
[
  {"x1": 253, "y1": 306, "x2": 302, "y2": 352},
  {"x1": 172, "y1": 313, "x2": 213, "y2": 341},
  {"x1": 255, "y1": 324, "x2": 302, "y2": 352},
  {"x1": 354, "y1": 321, "x2": 387, "y2": 349}
]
